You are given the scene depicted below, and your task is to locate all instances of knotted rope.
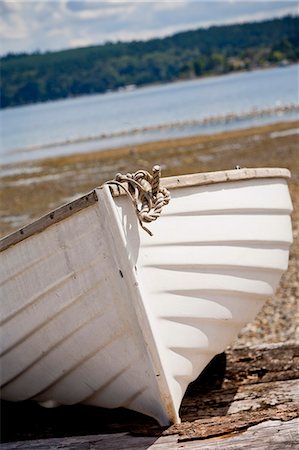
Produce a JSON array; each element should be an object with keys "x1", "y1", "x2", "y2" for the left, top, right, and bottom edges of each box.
[{"x1": 105, "y1": 165, "x2": 170, "y2": 236}]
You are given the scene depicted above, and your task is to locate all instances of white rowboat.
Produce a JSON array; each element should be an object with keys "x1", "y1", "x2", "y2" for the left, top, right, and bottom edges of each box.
[{"x1": 0, "y1": 167, "x2": 293, "y2": 425}]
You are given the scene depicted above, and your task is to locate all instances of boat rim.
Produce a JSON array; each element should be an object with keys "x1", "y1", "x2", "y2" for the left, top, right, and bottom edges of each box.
[
  {"x1": 0, "y1": 167, "x2": 291, "y2": 252},
  {"x1": 160, "y1": 167, "x2": 290, "y2": 190}
]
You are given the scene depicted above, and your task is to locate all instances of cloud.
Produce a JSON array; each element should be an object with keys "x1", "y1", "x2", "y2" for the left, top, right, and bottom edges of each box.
[{"x1": 0, "y1": 1, "x2": 297, "y2": 55}]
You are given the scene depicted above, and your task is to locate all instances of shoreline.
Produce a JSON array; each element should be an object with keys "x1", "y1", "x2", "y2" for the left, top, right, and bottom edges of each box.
[
  {"x1": 2, "y1": 61, "x2": 297, "y2": 112},
  {"x1": 2, "y1": 119, "x2": 298, "y2": 173},
  {"x1": 3, "y1": 103, "x2": 298, "y2": 159}
]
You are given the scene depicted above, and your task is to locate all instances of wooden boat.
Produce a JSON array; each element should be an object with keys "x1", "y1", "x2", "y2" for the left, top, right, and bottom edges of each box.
[{"x1": 0, "y1": 167, "x2": 293, "y2": 425}]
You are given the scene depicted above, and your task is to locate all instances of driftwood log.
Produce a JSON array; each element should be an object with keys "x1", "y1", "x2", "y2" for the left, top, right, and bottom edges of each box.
[{"x1": 1, "y1": 341, "x2": 298, "y2": 449}]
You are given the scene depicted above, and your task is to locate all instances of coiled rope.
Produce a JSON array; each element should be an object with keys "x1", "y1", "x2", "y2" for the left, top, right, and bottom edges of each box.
[{"x1": 105, "y1": 165, "x2": 170, "y2": 236}]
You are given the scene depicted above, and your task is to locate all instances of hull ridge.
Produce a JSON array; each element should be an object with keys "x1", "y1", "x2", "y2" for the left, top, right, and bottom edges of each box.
[{"x1": 0, "y1": 168, "x2": 293, "y2": 424}]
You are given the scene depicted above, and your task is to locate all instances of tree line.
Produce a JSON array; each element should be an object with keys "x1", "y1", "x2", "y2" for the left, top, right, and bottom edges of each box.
[{"x1": 1, "y1": 15, "x2": 298, "y2": 109}]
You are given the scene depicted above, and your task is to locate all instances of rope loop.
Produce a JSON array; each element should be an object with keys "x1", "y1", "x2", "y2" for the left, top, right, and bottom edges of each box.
[{"x1": 105, "y1": 165, "x2": 170, "y2": 236}]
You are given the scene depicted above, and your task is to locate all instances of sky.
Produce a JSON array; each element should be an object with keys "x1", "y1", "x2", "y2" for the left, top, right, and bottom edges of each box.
[{"x1": 0, "y1": 1, "x2": 298, "y2": 55}]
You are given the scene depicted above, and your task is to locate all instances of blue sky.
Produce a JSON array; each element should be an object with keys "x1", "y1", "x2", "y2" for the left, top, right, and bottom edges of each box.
[{"x1": 0, "y1": 1, "x2": 297, "y2": 55}]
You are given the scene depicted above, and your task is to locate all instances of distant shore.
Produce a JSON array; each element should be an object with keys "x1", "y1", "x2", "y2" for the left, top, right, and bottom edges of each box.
[
  {"x1": 1, "y1": 119, "x2": 298, "y2": 347},
  {"x1": 2, "y1": 15, "x2": 297, "y2": 109}
]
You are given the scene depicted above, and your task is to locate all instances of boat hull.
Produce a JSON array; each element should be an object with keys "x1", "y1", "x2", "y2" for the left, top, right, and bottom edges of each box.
[{"x1": 0, "y1": 169, "x2": 293, "y2": 424}]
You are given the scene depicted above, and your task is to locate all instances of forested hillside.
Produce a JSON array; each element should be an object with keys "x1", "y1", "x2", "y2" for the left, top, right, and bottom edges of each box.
[{"x1": 1, "y1": 15, "x2": 298, "y2": 108}]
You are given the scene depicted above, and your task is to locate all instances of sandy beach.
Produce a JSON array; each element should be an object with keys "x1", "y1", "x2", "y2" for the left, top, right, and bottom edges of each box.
[{"x1": 1, "y1": 120, "x2": 298, "y2": 347}]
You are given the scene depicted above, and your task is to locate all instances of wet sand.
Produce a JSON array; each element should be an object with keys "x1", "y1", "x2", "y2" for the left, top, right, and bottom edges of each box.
[{"x1": 1, "y1": 120, "x2": 298, "y2": 345}]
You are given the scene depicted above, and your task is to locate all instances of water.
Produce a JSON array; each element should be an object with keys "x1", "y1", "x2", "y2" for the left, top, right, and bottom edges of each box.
[{"x1": 1, "y1": 65, "x2": 298, "y2": 165}]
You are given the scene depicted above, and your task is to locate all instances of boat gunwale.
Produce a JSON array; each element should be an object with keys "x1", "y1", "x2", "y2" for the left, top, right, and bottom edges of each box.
[{"x1": 0, "y1": 167, "x2": 291, "y2": 252}]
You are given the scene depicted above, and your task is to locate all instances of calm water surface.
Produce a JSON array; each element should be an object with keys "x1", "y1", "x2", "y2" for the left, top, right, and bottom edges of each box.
[{"x1": 1, "y1": 65, "x2": 298, "y2": 164}]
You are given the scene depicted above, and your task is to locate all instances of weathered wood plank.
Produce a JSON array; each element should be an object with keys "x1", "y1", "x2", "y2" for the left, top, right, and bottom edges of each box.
[
  {"x1": 181, "y1": 378, "x2": 298, "y2": 419},
  {"x1": 1, "y1": 342, "x2": 298, "y2": 448},
  {"x1": 178, "y1": 341, "x2": 299, "y2": 424},
  {"x1": 1, "y1": 419, "x2": 298, "y2": 449},
  {"x1": 170, "y1": 404, "x2": 298, "y2": 441},
  {"x1": 223, "y1": 341, "x2": 299, "y2": 387}
]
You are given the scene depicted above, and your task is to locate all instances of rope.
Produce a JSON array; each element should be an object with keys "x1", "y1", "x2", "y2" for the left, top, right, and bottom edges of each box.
[{"x1": 105, "y1": 165, "x2": 170, "y2": 236}]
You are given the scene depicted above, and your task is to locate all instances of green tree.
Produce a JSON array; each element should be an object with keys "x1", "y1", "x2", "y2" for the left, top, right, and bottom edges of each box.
[{"x1": 1, "y1": 15, "x2": 298, "y2": 108}]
